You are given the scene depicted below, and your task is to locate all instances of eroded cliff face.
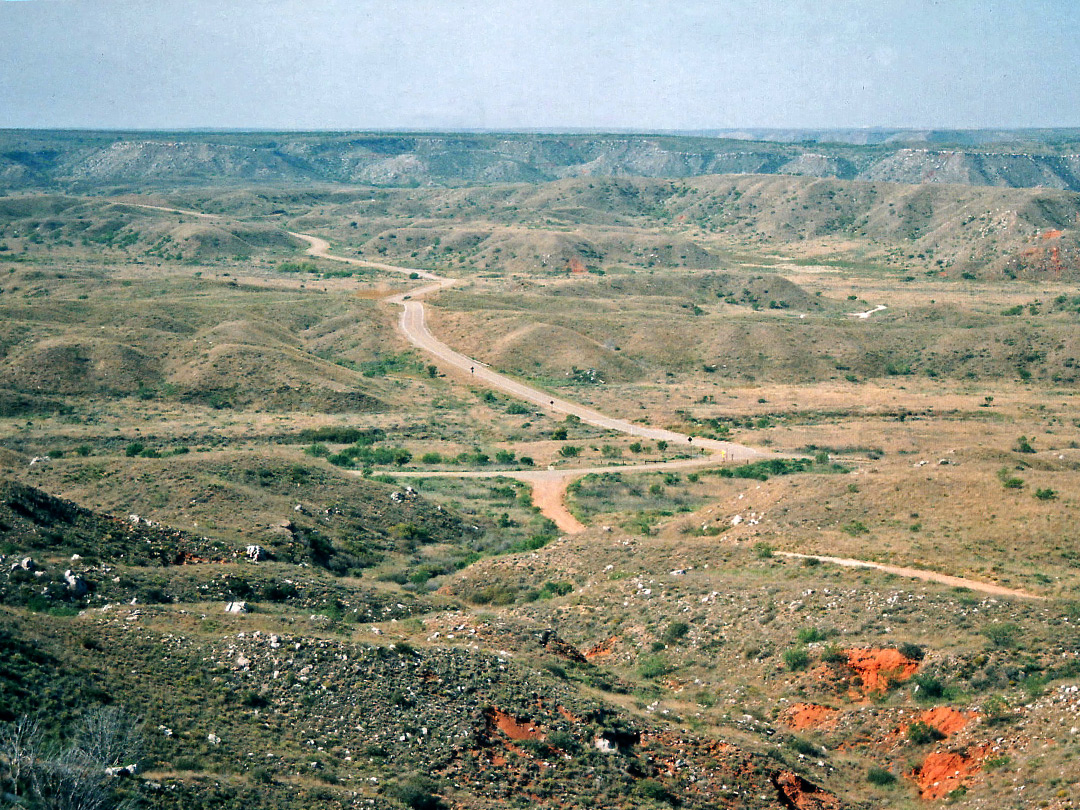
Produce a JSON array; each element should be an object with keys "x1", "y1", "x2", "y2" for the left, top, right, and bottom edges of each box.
[{"x1": 3, "y1": 131, "x2": 1080, "y2": 190}]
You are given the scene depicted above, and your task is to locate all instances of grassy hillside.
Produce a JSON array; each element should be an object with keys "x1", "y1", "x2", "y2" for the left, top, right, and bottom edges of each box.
[{"x1": 1, "y1": 179, "x2": 1079, "y2": 809}]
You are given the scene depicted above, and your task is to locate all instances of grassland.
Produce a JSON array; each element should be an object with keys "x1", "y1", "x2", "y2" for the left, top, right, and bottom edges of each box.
[{"x1": 1, "y1": 173, "x2": 1079, "y2": 809}]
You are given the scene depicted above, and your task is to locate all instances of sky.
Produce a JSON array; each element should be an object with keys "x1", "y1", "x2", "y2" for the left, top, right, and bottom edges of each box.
[{"x1": 1, "y1": 0, "x2": 1078, "y2": 131}]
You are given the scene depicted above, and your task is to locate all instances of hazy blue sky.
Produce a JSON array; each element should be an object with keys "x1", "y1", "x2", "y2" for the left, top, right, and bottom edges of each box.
[{"x1": 1, "y1": 0, "x2": 1077, "y2": 130}]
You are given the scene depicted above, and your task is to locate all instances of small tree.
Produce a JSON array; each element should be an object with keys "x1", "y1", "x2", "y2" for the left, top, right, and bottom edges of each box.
[
  {"x1": 74, "y1": 706, "x2": 144, "y2": 770},
  {"x1": 0, "y1": 715, "x2": 40, "y2": 800}
]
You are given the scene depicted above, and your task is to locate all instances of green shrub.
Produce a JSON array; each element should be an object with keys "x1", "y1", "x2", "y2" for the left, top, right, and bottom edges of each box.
[
  {"x1": 911, "y1": 673, "x2": 947, "y2": 700},
  {"x1": 867, "y1": 766, "x2": 897, "y2": 786},
  {"x1": 639, "y1": 655, "x2": 671, "y2": 679},
  {"x1": 983, "y1": 695, "x2": 1012, "y2": 725},
  {"x1": 634, "y1": 779, "x2": 674, "y2": 804},
  {"x1": 1014, "y1": 435, "x2": 1035, "y2": 454},
  {"x1": 124, "y1": 442, "x2": 144, "y2": 457},
  {"x1": 538, "y1": 581, "x2": 573, "y2": 599},
  {"x1": 821, "y1": 644, "x2": 846, "y2": 663},
  {"x1": 662, "y1": 621, "x2": 690, "y2": 644},
  {"x1": 783, "y1": 647, "x2": 810, "y2": 671},
  {"x1": 797, "y1": 627, "x2": 830, "y2": 644},
  {"x1": 897, "y1": 642, "x2": 926, "y2": 661},
  {"x1": 906, "y1": 720, "x2": 945, "y2": 745},
  {"x1": 753, "y1": 541, "x2": 774, "y2": 559},
  {"x1": 384, "y1": 776, "x2": 446, "y2": 810},
  {"x1": 983, "y1": 622, "x2": 1021, "y2": 648},
  {"x1": 546, "y1": 730, "x2": 579, "y2": 753},
  {"x1": 789, "y1": 737, "x2": 819, "y2": 756},
  {"x1": 1034, "y1": 487, "x2": 1057, "y2": 500}
]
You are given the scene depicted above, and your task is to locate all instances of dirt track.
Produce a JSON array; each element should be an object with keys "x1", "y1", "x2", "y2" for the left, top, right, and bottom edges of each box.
[
  {"x1": 295, "y1": 230, "x2": 764, "y2": 459},
  {"x1": 104, "y1": 209, "x2": 1044, "y2": 600},
  {"x1": 776, "y1": 552, "x2": 1043, "y2": 599}
]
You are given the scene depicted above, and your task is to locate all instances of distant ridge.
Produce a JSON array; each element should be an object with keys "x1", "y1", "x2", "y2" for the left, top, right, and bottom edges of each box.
[{"x1": 3, "y1": 130, "x2": 1080, "y2": 191}]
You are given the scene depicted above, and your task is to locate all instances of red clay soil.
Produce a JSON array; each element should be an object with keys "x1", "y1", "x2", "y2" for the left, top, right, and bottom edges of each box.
[
  {"x1": 917, "y1": 707, "x2": 978, "y2": 737},
  {"x1": 772, "y1": 770, "x2": 842, "y2": 810},
  {"x1": 486, "y1": 707, "x2": 545, "y2": 741},
  {"x1": 556, "y1": 705, "x2": 581, "y2": 723},
  {"x1": 912, "y1": 745, "x2": 991, "y2": 800},
  {"x1": 845, "y1": 648, "x2": 920, "y2": 694},
  {"x1": 1040, "y1": 229, "x2": 1064, "y2": 239},
  {"x1": 567, "y1": 256, "x2": 587, "y2": 273},
  {"x1": 782, "y1": 703, "x2": 839, "y2": 732},
  {"x1": 585, "y1": 635, "x2": 618, "y2": 660}
]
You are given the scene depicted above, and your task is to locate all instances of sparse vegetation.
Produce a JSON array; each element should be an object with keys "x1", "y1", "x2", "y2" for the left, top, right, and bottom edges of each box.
[{"x1": 3, "y1": 150, "x2": 1079, "y2": 810}]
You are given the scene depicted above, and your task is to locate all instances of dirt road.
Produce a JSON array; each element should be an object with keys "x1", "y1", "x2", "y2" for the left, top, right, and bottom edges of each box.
[
  {"x1": 295, "y1": 230, "x2": 764, "y2": 461},
  {"x1": 776, "y1": 552, "x2": 1043, "y2": 600},
  {"x1": 110, "y1": 212, "x2": 1043, "y2": 599},
  {"x1": 112, "y1": 202, "x2": 220, "y2": 219}
]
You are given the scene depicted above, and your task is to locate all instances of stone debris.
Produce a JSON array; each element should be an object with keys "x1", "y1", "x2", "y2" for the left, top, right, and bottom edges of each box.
[
  {"x1": 224, "y1": 601, "x2": 247, "y2": 614},
  {"x1": 63, "y1": 569, "x2": 88, "y2": 596},
  {"x1": 104, "y1": 763, "x2": 139, "y2": 778},
  {"x1": 244, "y1": 544, "x2": 268, "y2": 561}
]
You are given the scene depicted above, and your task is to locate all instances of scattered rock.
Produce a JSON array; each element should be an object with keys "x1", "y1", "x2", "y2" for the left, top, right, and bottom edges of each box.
[
  {"x1": 224, "y1": 601, "x2": 247, "y2": 614},
  {"x1": 594, "y1": 736, "x2": 618, "y2": 753},
  {"x1": 63, "y1": 569, "x2": 89, "y2": 597},
  {"x1": 245, "y1": 544, "x2": 268, "y2": 562},
  {"x1": 104, "y1": 763, "x2": 138, "y2": 778}
]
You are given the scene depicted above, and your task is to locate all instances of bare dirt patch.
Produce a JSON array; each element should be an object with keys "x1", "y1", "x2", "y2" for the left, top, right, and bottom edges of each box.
[
  {"x1": 845, "y1": 648, "x2": 920, "y2": 695},
  {"x1": 912, "y1": 744, "x2": 992, "y2": 800},
  {"x1": 781, "y1": 702, "x2": 840, "y2": 731}
]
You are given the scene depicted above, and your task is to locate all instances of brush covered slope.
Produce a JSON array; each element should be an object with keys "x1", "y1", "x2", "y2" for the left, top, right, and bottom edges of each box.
[{"x1": 1, "y1": 176, "x2": 1079, "y2": 810}]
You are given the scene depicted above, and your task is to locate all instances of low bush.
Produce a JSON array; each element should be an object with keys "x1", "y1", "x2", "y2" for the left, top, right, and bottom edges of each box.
[
  {"x1": 783, "y1": 647, "x2": 810, "y2": 671},
  {"x1": 867, "y1": 766, "x2": 897, "y2": 786},
  {"x1": 906, "y1": 720, "x2": 945, "y2": 745}
]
